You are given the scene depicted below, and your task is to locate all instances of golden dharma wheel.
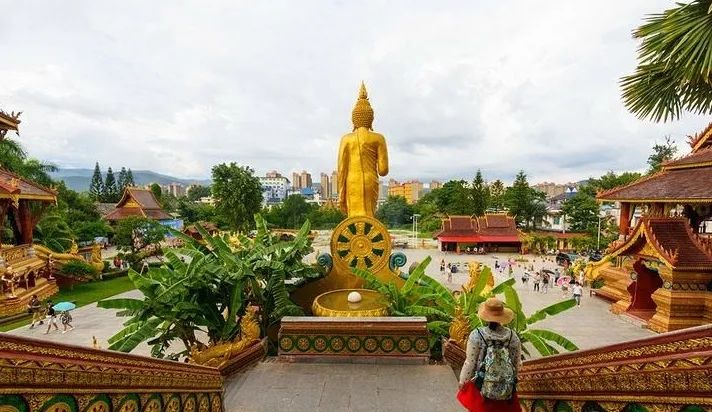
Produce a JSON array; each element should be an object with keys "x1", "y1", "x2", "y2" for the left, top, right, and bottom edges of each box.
[{"x1": 331, "y1": 216, "x2": 391, "y2": 273}]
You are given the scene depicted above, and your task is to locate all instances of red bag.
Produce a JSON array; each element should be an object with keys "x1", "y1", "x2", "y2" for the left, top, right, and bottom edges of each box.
[
  {"x1": 457, "y1": 381, "x2": 479, "y2": 411},
  {"x1": 457, "y1": 381, "x2": 522, "y2": 412}
]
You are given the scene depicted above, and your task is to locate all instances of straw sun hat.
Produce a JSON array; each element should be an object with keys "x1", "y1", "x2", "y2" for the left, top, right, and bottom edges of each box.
[{"x1": 477, "y1": 297, "x2": 514, "y2": 325}]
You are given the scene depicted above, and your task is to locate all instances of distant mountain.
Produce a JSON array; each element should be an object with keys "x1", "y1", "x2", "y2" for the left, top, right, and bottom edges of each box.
[{"x1": 50, "y1": 168, "x2": 211, "y2": 192}]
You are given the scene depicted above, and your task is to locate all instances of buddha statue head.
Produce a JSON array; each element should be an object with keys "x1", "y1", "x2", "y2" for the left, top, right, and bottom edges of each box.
[{"x1": 352, "y1": 81, "x2": 374, "y2": 131}]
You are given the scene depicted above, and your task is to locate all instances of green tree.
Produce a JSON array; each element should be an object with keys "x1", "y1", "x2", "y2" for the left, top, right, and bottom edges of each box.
[
  {"x1": 266, "y1": 195, "x2": 314, "y2": 229},
  {"x1": 187, "y1": 185, "x2": 212, "y2": 201},
  {"x1": 580, "y1": 171, "x2": 642, "y2": 198},
  {"x1": 149, "y1": 183, "x2": 163, "y2": 201},
  {"x1": 117, "y1": 167, "x2": 128, "y2": 191},
  {"x1": 0, "y1": 138, "x2": 57, "y2": 186},
  {"x1": 505, "y1": 171, "x2": 547, "y2": 229},
  {"x1": 433, "y1": 180, "x2": 472, "y2": 215},
  {"x1": 125, "y1": 169, "x2": 135, "y2": 187},
  {"x1": 113, "y1": 217, "x2": 166, "y2": 267},
  {"x1": 211, "y1": 163, "x2": 263, "y2": 232},
  {"x1": 308, "y1": 205, "x2": 346, "y2": 229},
  {"x1": 471, "y1": 170, "x2": 490, "y2": 216},
  {"x1": 103, "y1": 167, "x2": 119, "y2": 202},
  {"x1": 647, "y1": 136, "x2": 678, "y2": 174},
  {"x1": 489, "y1": 179, "x2": 506, "y2": 211},
  {"x1": 376, "y1": 195, "x2": 414, "y2": 227},
  {"x1": 33, "y1": 213, "x2": 74, "y2": 252},
  {"x1": 621, "y1": 0, "x2": 712, "y2": 122},
  {"x1": 89, "y1": 162, "x2": 104, "y2": 202},
  {"x1": 561, "y1": 192, "x2": 600, "y2": 233}
]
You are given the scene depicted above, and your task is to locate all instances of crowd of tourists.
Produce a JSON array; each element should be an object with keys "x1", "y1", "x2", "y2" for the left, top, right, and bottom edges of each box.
[{"x1": 27, "y1": 295, "x2": 75, "y2": 334}]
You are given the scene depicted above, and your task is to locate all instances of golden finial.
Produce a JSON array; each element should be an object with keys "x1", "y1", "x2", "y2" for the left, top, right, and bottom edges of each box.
[{"x1": 352, "y1": 81, "x2": 374, "y2": 130}]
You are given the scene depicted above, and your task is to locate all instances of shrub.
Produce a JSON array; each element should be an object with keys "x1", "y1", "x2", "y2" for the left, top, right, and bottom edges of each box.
[{"x1": 60, "y1": 260, "x2": 99, "y2": 280}]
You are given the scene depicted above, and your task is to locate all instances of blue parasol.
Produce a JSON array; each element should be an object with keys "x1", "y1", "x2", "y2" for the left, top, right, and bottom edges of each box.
[{"x1": 52, "y1": 302, "x2": 76, "y2": 312}]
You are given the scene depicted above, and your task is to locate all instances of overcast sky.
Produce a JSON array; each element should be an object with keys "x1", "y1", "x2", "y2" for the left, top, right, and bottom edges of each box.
[{"x1": 1, "y1": 1, "x2": 708, "y2": 185}]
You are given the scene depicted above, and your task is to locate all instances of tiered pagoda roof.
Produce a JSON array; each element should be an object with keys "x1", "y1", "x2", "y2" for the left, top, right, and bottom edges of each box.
[
  {"x1": 607, "y1": 216, "x2": 712, "y2": 270},
  {"x1": 0, "y1": 169, "x2": 57, "y2": 203},
  {"x1": 598, "y1": 123, "x2": 712, "y2": 203},
  {"x1": 434, "y1": 214, "x2": 521, "y2": 243},
  {"x1": 103, "y1": 188, "x2": 171, "y2": 221}
]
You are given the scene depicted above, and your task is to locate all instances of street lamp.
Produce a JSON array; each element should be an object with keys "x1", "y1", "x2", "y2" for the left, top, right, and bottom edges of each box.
[{"x1": 411, "y1": 214, "x2": 420, "y2": 248}]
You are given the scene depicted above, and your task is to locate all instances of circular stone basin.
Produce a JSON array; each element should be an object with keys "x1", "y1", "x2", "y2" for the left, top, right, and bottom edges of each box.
[{"x1": 312, "y1": 289, "x2": 389, "y2": 317}]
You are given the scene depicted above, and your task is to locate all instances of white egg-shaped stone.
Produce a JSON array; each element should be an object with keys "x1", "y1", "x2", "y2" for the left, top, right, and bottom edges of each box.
[{"x1": 347, "y1": 291, "x2": 362, "y2": 303}]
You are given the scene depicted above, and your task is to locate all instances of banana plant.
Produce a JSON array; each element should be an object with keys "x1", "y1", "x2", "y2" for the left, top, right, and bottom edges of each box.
[{"x1": 356, "y1": 258, "x2": 578, "y2": 358}]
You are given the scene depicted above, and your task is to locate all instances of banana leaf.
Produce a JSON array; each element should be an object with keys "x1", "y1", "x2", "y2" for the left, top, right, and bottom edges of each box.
[
  {"x1": 402, "y1": 256, "x2": 432, "y2": 295},
  {"x1": 527, "y1": 328, "x2": 578, "y2": 351},
  {"x1": 521, "y1": 330, "x2": 554, "y2": 357},
  {"x1": 526, "y1": 299, "x2": 576, "y2": 325},
  {"x1": 113, "y1": 317, "x2": 164, "y2": 352},
  {"x1": 97, "y1": 298, "x2": 145, "y2": 311}
]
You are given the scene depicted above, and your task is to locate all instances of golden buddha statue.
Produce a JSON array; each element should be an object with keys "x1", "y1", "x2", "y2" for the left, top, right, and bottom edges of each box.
[{"x1": 337, "y1": 82, "x2": 389, "y2": 217}]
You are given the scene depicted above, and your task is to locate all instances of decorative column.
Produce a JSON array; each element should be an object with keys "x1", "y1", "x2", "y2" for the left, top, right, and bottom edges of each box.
[
  {"x1": 619, "y1": 202, "x2": 631, "y2": 236},
  {"x1": 650, "y1": 266, "x2": 712, "y2": 332}
]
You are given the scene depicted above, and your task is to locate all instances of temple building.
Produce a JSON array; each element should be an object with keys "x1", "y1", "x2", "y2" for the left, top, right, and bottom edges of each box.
[
  {"x1": 103, "y1": 187, "x2": 171, "y2": 222},
  {"x1": 595, "y1": 123, "x2": 712, "y2": 332},
  {"x1": 1, "y1": 110, "x2": 59, "y2": 317},
  {"x1": 434, "y1": 214, "x2": 522, "y2": 253}
]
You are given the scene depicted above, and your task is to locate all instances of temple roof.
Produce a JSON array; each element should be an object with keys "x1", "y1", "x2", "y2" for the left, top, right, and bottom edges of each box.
[
  {"x1": 598, "y1": 123, "x2": 712, "y2": 203},
  {"x1": 596, "y1": 166, "x2": 712, "y2": 203},
  {"x1": 607, "y1": 217, "x2": 712, "y2": 270},
  {"x1": 103, "y1": 188, "x2": 171, "y2": 221},
  {"x1": 0, "y1": 111, "x2": 20, "y2": 136},
  {"x1": 0, "y1": 169, "x2": 57, "y2": 202},
  {"x1": 688, "y1": 121, "x2": 712, "y2": 152},
  {"x1": 434, "y1": 214, "x2": 521, "y2": 242}
]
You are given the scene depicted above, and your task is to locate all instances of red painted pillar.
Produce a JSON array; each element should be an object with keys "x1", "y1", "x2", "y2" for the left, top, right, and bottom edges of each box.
[
  {"x1": 619, "y1": 202, "x2": 631, "y2": 235},
  {"x1": 17, "y1": 201, "x2": 34, "y2": 244}
]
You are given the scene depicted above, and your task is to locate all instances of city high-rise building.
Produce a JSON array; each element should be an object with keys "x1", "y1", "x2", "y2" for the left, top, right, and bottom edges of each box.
[
  {"x1": 300, "y1": 170, "x2": 312, "y2": 189},
  {"x1": 331, "y1": 170, "x2": 338, "y2": 199},
  {"x1": 292, "y1": 172, "x2": 301, "y2": 190},
  {"x1": 320, "y1": 173, "x2": 331, "y2": 198},
  {"x1": 387, "y1": 180, "x2": 423, "y2": 204},
  {"x1": 430, "y1": 180, "x2": 442, "y2": 190}
]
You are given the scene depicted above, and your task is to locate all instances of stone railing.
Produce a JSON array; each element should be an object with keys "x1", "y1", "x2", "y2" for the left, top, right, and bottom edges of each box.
[
  {"x1": 0, "y1": 333, "x2": 224, "y2": 412},
  {"x1": 517, "y1": 324, "x2": 712, "y2": 411}
]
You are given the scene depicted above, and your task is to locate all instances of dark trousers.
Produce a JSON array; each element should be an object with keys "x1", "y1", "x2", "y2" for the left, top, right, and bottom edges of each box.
[{"x1": 534, "y1": 282, "x2": 540, "y2": 292}]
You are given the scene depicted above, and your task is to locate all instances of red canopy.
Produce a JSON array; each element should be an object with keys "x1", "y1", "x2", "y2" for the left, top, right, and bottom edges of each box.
[{"x1": 438, "y1": 235, "x2": 520, "y2": 243}]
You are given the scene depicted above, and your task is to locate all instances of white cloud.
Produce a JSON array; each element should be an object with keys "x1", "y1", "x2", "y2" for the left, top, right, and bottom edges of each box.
[{"x1": 1, "y1": 0, "x2": 707, "y2": 184}]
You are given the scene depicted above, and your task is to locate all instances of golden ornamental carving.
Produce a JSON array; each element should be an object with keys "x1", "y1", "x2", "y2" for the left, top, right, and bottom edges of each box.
[
  {"x1": 448, "y1": 308, "x2": 471, "y2": 349},
  {"x1": 189, "y1": 307, "x2": 261, "y2": 368},
  {"x1": 332, "y1": 216, "x2": 391, "y2": 273}
]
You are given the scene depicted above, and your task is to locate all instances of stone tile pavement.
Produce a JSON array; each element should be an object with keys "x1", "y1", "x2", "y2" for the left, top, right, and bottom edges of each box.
[
  {"x1": 7, "y1": 289, "x2": 153, "y2": 356},
  {"x1": 224, "y1": 361, "x2": 462, "y2": 412}
]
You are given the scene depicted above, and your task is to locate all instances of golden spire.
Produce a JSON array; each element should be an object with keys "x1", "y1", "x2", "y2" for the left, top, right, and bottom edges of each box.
[{"x1": 352, "y1": 81, "x2": 374, "y2": 130}]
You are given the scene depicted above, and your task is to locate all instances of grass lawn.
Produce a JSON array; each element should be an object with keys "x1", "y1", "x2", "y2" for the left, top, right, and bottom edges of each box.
[{"x1": 0, "y1": 276, "x2": 136, "y2": 332}]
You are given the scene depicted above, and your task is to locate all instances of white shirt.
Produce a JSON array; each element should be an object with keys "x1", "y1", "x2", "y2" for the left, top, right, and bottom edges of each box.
[{"x1": 573, "y1": 285, "x2": 583, "y2": 296}]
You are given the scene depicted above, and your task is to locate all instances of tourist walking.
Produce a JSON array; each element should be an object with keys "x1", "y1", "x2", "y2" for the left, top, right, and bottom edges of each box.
[
  {"x1": 457, "y1": 297, "x2": 521, "y2": 412},
  {"x1": 60, "y1": 311, "x2": 74, "y2": 333},
  {"x1": 533, "y1": 272, "x2": 541, "y2": 292},
  {"x1": 44, "y1": 301, "x2": 59, "y2": 334},
  {"x1": 440, "y1": 259, "x2": 446, "y2": 273},
  {"x1": 446, "y1": 263, "x2": 453, "y2": 284},
  {"x1": 572, "y1": 282, "x2": 583, "y2": 307},
  {"x1": 521, "y1": 271, "x2": 529, "y2": 285},
  {"x1": 28, "y1": 294, "x2": 44, "y2": 329},
  {"x1": 542, "y1": 273, "x2": 550, "y2": 294}
]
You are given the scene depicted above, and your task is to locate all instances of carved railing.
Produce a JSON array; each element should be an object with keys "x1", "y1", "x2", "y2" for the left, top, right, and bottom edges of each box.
[
  {"x1": 0, "y1": 333, "x2": 224, "y2": 412},
  {"x1": 517, "y1": 324, "x2": 712, "y2": 411}
]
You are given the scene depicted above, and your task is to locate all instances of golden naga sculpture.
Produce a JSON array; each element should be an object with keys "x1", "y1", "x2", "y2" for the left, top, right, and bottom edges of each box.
[
  {"x1": 188, "y1": 307, "x2": 261, "y2": 368},
  {"x1": 449, "y1": 307, "x2": 471, "y2": 349},
  {"x1": 463, "y1": 261, "x2": 494, "y2": 294},
  {"x1": 337, "y1": 82, "x2": 389, "y2": 218}
]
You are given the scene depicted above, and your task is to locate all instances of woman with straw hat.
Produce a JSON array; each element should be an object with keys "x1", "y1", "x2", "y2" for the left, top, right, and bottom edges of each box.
[{"x1": 457, "y1": 297, "x2": 522, "y2": 411}]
